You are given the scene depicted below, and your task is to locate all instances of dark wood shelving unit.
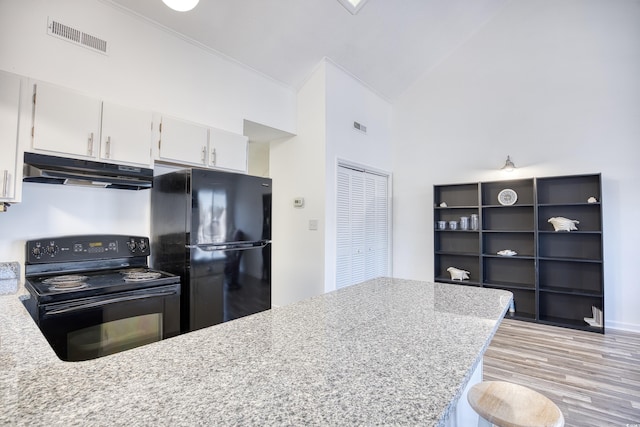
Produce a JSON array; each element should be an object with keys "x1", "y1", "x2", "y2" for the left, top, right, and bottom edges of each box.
[
  {"x1": 434, "y1": 173, "x2": 604, "y2": 333},
  {"x1": 481, "y1": 179, "x2": 536, "y2": 323},
  {"x1": 433, "y1": 183, "x2": 481, "y2": 286},
  {"x1": 536, "y1": 174, "x2": 603, "y2": 332}
]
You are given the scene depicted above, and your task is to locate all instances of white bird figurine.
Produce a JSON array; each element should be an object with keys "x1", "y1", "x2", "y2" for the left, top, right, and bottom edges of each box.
[
  {"x1": 447, "y1": 267, "x2": 470, "y2": 281},
  {"x1": 547, "y1": 217, "x2": 579, "y2": 232}
]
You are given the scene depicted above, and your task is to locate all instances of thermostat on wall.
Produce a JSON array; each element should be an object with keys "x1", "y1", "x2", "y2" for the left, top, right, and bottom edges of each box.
[{"x1": 294, "y1": 197, "x2": 305, "y2": 208}]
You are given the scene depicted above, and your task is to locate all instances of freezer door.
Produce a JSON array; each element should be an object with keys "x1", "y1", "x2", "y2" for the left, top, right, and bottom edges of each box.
[{"x1": 190, "y1": 169, "x2": 271, "y2": 246}]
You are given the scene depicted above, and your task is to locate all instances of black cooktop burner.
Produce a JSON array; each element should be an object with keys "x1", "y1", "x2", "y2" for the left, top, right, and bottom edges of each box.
[
  {"x1": 26, "y1": 268, "x2": 179, "y2": 304},
  {"x1": 43, "y1": 275, "x2": 89, "y2": 290},
  {"x1": 121, "y1": 270, "x2": 163, "y2": 282}
]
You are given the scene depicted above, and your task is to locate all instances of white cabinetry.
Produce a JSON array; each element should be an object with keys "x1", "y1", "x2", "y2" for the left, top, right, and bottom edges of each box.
[
  {"x1": 0, "y1": 71, "x2": 23, "y2": 202},
  {"x1": 209, "y1": 127, "x2": 248, "y2": 172},
  {"x1": 32, "y1": 82, "x2": 101, "y2": 158},
  {"x1": 158, "y1": 116, "x2": 247, "y2": 172},
  {"x1": 31, "y1": 82, "x2": 152, "y2": 166},
  {"x1": 157, "y1": 116, "x2": 209, "y2": 166},
  {"x1": 101, "y1": 102, "x2": 152, "y2": 166}
]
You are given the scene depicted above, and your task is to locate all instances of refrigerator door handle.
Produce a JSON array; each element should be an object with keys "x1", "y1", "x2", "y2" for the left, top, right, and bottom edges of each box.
[{"x1": 187, "y1": 240, "x2": 271, "y2": 251}]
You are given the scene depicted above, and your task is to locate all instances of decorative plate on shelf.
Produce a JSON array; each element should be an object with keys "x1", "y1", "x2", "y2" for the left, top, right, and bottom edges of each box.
[{"x1": 497, "y1": 188, "x2": 517, "y2": 206}]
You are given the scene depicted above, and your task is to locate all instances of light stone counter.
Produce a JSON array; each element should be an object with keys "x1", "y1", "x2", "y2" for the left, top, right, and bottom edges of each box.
[{"x1": 0, "y1": 277, "x2": 511, "y2": 426}]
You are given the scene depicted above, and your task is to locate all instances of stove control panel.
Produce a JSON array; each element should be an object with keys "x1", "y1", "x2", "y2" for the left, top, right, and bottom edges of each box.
[{"x1": 26, "y1": 235, "x2": 151, "y2": 263}]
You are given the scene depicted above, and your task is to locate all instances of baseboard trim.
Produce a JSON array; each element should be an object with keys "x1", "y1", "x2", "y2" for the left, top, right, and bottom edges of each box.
[{"x1": 605, "y1": 320, "x2": 640, "y2": 334}]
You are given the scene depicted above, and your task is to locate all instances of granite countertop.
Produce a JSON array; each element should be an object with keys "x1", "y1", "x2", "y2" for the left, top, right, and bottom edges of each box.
[{"x1": 0, "y1": 277, "x2": 511, "y2": 426}]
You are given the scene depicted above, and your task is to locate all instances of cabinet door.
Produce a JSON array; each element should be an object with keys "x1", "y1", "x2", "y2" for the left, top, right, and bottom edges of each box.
[
  {"x1": 0, "y1": 71, "x2": 21, "y2": 201},
  {"x1": 32, "y1": 82, "x2": 102, "y2": 158},
  {"x1": 158, "y1": 116, "x2": 209, "y2": 166},
  {"x1": 209, "y1": 127, "x2": 247, "y2": 172},
  {"x1": 101, "y1": 102, "x2": 152, "y2": 166}
]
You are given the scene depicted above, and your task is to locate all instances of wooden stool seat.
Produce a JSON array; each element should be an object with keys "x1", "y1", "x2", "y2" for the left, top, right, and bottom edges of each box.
[{"x1": 467, "y1": 381, "x2": 564, "y2": 427}]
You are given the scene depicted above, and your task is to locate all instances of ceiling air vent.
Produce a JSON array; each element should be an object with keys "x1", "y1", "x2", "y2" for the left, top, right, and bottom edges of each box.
[{"x1": 47, "y1": 18, "x2": 108, "y2": 55}]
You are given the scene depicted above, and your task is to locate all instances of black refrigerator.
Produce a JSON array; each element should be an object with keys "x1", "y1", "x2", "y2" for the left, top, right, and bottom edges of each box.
[{"x1": 151, "y1": 168, "x2": 272, "y2": 333}]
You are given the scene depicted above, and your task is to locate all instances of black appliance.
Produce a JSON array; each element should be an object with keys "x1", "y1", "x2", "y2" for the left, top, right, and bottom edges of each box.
[
  {"x1": 151, "y1": 168, "x2": 272, "y2": 332},
  {"x1": 23, "y1": 152, "x2": 153, "y2": 190},
  {"x1": 23, "y1": 235, "x2": 180, "y2": 362}
]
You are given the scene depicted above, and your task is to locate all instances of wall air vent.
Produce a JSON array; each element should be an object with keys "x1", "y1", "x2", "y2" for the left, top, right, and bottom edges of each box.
[
  {"x1": 47, "y1": 18, "x2": 108, "y2": 55},
  {"x1": 353, "y1": 121, "x2": 367, "y2": 134}
]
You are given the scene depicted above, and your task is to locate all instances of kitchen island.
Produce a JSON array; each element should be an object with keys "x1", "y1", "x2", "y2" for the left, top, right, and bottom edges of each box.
[{"x1": 0, "y1": 277, "x2": 511, "y2": 426}]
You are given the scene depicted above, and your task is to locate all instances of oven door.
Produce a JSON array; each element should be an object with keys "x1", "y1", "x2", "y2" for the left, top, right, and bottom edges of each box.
[{"x1": 38, "y1": 284, "x2": 180, "y2": 362}]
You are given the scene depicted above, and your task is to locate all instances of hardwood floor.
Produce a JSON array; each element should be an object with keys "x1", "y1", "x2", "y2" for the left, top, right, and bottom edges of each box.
[{"x1": 484, "y1": 319, "x2": 640, "y2": 427}]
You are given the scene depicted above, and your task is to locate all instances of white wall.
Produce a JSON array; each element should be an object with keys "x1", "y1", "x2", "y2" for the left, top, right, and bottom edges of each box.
[
  {"x1": 0, "y1": 183, "x2": 150, "y2": 263},
  {"x1": 324, "y1": 60, "x2": 393, "y2": 292},
  {"x1": 392, "y1": 0, "x2": 640, "y2": 331},
  {"x1": 247, "y1": 142, "x2": 270, "y2": 178},
  {"x1": 0, "y1": 0, "x2": 295, "y2": 134},
  {"x1": 270, "y1": 59, "x2": 393, "y2": 306},
  {"x1": 270, "y1": 62, "x2": 327, "y2": 307},
  {"x1": 0, "y1": 0, "x2": 296, "y2": 275}
]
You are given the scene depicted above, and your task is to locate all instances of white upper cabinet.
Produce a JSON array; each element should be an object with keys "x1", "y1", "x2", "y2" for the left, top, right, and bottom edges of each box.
[
  {"x1": 101, "y1": 102, "x2": 152, "y2": 166},
  {"x1": 157, "y1": 116, "x2": 210, "y2": 166},
  {"x1": 31, "y1": 81, "x2": 152, "y2": 166},
  {"x1": 32, "y1": 81, "x2": 102, "y2": 158},
  {"x1": 0, "y1": 71, "x2": 22, "y2": 202},
  {"x1": 209, "y1": 127, "x2": 247, "y2": 172},
  {"x1": 30, "y1": 81, "x2": 245, "y2": 172},
  {"x1": 158, "y1": 116, "x2": 247, "y2": 172}
]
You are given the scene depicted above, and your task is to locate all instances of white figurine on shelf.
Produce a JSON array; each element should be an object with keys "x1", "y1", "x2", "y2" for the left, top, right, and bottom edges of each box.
[
  {"x1": 447, "y1": 267, "x2": 470, "y2": 281},
  {"x1": 497, "y1": 249, "x2": 517, "y2": 256},
  {"x1": 584, "y1": 306, "x2": 603, "y2": 328},
  {"x1": 548, "y1": 217, "x2": 579, "y2": 232},
  {"x1": 587, "y1": 196, "x2": 598, "y2": 203}
]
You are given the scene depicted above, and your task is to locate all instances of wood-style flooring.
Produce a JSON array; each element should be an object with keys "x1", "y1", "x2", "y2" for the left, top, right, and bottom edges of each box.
[{"x1": 484, "y1": 319, "x2": 640, "y2": 427}]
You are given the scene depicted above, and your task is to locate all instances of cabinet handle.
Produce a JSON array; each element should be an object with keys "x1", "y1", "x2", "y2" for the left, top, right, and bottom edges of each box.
[
  {"x1": 211, "y1": 148, "x2": 217, "y2": 165},
  {"x1": 2, "y1": 170, "x2": 8, "y2": 198},
  {"x1": 88, "y1": 132, "x2": 94, "y2": 156},
  {"x1": 105, "y1": 136, "x2": 111, "y2": 159},
  {"x1": 201, "y1": 146, "x2": 207, "y2": 165}
]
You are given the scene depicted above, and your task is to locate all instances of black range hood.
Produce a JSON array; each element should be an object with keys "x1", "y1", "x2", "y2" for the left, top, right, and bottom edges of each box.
[{"x1": 23, "y1": 152, "x2": 153, "y2": 190}]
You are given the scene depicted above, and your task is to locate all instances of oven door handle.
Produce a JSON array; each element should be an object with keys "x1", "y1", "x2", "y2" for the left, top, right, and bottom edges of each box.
[{"x1": 44, "y1": 288, "x2": 179, "y2": 316}]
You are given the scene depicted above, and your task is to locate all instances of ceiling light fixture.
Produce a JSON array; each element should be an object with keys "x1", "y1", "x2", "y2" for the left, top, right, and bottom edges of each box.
[
  {"x1": 337, "y1": 0, "x2": 370, "y2": 15},
  {"x1": 501, "y1": 155, "x2": 516, "y2": 172},
  {"x1": 162, "y1": 0, "x2": 199, "y2": 12}
]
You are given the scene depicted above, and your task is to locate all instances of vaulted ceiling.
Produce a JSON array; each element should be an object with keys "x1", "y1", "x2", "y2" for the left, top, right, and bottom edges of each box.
[{"x1": 108, "y1": 0, "x2": 508, "y2": 101}]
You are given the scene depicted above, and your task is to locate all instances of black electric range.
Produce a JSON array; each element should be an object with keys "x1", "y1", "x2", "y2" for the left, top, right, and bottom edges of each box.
[{"x1": 23, "y1": 234, "x2": 181, "y2": 361}]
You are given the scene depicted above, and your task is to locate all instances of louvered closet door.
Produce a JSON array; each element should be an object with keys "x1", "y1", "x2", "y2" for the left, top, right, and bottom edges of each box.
[
  {"x1": 368, "y1": 173, "x2": 389, "y2": 279},
  {"x1": 336, "y1": 169, "x2": 350, "y2": 289},
  {"x1": 336, "y1": 166, "x2": 389, "y2": 288}
]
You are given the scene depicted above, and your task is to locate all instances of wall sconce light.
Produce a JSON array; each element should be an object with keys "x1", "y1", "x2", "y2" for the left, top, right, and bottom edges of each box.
[
  {"x1": 162, "y1": 0, "x2": 199, "y2": 12},
  {"x1": 501, "y1": 155, "x2": 516, "y2": 172}
]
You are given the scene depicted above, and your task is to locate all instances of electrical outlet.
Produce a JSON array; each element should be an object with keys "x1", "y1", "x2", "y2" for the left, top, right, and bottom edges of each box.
[{"x1": 294, "y1": 197, "x2": 305, "y2": 208}]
